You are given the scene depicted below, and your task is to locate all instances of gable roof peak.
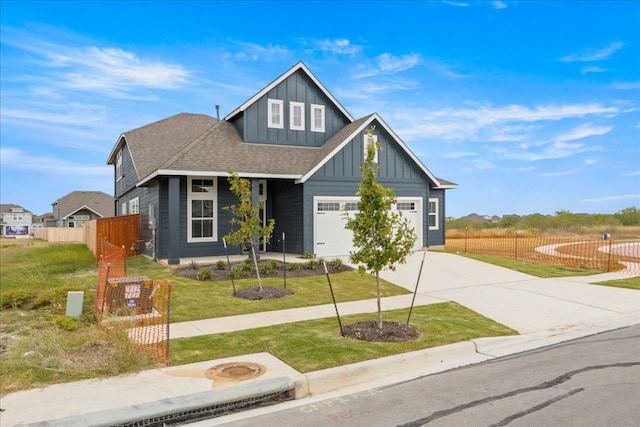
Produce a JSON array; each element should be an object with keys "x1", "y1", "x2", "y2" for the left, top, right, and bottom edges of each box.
[{"x1": 224, "y1": 62, "x2": 354, "y2": 123}]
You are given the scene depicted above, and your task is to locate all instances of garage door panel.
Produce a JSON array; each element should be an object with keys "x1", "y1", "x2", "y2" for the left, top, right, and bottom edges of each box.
[{"x1": 314, "y1": 197, "x2": 422, "y2": 258}]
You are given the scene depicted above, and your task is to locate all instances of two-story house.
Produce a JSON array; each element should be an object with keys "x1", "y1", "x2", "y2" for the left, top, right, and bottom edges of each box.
[
  {"x1": 106, "y1": 62, "x2": 457, "y2": 264},
  {"x1": 1, "y1": 204, "x2": 33, "y2": 237}
]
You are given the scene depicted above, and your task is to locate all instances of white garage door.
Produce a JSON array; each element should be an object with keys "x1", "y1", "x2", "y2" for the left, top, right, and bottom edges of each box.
[{"x1": 314, "y1": 197, "x2": 422, "y2": 258}]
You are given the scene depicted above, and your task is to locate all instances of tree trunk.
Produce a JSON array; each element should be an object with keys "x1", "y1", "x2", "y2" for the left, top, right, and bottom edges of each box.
[
  {"x1": 250, "y1": 243, "x2": 263, "y2": 291},
  {"x1": 376, "y1": 271, "x2": 382, "y2": 328}
]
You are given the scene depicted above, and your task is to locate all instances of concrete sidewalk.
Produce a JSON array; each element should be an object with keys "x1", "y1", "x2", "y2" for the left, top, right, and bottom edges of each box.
[{"x1": 1, "y1": 251, "x2": 638, "y2": 426}]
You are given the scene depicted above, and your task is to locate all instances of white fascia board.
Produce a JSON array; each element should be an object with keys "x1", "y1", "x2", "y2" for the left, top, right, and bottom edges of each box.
[
  {"x1": 106, "y1": 134, "x2": 125, "y2": 165},
  {"x1": 137, "y1": 170, "x2": 301, "y2": 187},
  {"x1": 224, "y1": 62, "x2": 354, "y2": 122}
]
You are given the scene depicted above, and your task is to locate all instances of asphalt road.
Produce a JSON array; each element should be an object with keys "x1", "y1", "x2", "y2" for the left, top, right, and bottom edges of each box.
[{"x1": 209, "y1": 325, "x2": 640, "y2": 427}]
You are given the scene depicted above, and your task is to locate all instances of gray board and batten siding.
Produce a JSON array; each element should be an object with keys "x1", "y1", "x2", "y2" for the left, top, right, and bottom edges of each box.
[{"x1": 229, "y1": 69, "x2": 351, "y2": 147}]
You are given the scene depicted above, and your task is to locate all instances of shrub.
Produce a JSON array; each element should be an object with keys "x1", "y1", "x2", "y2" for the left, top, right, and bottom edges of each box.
[
  {"x1": 230, "y1": 266, "x2": 247, "y2": 280},
  {"x1": 305, "y1": 259, "x2": 320, "y2": 270},
  {"x1": 190, "y1": 260, "x2": 199, "y2": 270},
  {"x1": 302, "y1": 252, "x2": 315, "y2": 259},
  {"x1": 242, "y1": 259, "x2": 254, "y2": 272},
  {"x1": 197, "y1": 268, "x2": 212, "y2": 281},
  {"x1": 287, "y1": 263, "x2": 300, "y2": 272},
  {"x1": 330, "y1": 258, "x2": 343, "y2": 268},
  {"x1": 54, "y1": 315, "x2": 81, "y2": 331},
  {"x1": 216, "y1": 260, "x2": 226, "y2": 270}
]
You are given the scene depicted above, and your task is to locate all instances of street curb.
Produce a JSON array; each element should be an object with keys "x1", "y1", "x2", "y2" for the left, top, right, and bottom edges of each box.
[
  {"x1": 28, "y1": 377, "x2": 295, "y2": 427},
  {"x1": 303, "y1": 341, "x2": 488, "y2": 396}
]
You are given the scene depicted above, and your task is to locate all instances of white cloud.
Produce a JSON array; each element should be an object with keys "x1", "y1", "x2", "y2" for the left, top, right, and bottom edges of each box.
[
  {"x1": 611, "y1": 81, "x2": 640, "y2": 90},
  {"x1": 559, "y1": 41, "x2": 624, "y2": 62},
  {"x1": 580, "y1": 66, "x2": 607, "y2": 74},
  {"x1": 0, "y1": 147, "x2": 111, "y2": 176},
  {"x1": 232, "y1": 41, "x2": 291, "y2": 61},
  {"x1": 625, "y1": 170, "x2": 640, "y2": 176},
  {"x1": 537, "y1": 170, "x2": 574, "y2": 177},
  {"x1": 444, "y1": 151, "x2": 479, "y2": 158},
  {"x1": 582, "y1": 193, "x2": 640, "y2": 203},
  {"x1": 492, "y1": 1, "x2": 508, "y2": 9},
  {"x1": 376, "y1": 53, "x2": 420, "y2": 73},
  {"x1": 552, "y1": 123, "x2": 612, "y2": 143},
  {"x1": 315, "y1": 38, "x2": 362, "y2": 55}
]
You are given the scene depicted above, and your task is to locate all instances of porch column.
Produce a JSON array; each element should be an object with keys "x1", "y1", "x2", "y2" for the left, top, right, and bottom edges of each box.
[{"x1": 167, "y1": 176, "x2": 181, "y2": 265}]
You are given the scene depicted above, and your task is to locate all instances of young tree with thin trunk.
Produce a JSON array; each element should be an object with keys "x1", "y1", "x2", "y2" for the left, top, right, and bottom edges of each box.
[
  {"x1": 224, "y1": 171, "x2": 275, "y2": 291},
  {"x1": 345, "y1": 126, "x2": 417, "y2": 328}
]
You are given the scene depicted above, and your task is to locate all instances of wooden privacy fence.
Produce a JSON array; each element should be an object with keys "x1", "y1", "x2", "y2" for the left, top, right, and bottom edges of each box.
[
  {"x1": 33, "y1": 227, "x2": 85, "y2": 242},
  {"x1": 90, "y1": 214, "x2": 140, "y2": 260},
  {"x1": 94, "y1": 236, "x2": 172, "y2": 365},
  {"x1": 445, "y1": 229, "x2": 640, "y2": 274}
]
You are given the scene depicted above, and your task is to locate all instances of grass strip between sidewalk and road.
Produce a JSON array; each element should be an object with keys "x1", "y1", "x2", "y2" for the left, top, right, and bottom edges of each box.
[{"x1": 170, "y1": 302, "x2": 518, "y2": 372}]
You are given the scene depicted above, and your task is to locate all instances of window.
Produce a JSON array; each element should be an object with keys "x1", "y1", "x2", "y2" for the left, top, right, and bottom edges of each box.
[
  {"x1": 121, "y1": 202, "x2": 127, "y2": 215},
  {"x1": 311, "y1": 104, "x2": 325, "y2": 132},
  {"x1": 363, "y1": 134, "x2": 379, "y2": 163},
  {"x1": 116, "y1": 150, "x2": 123, "y2": 181},
  {"x1": 290, "y1": 102, "x2": 305, "y2": 131},
  {"x1": 317, "y1": 202, "x2": 340, "y2": 211},
  {"x1": 429, "y1": 198, "x2": 439, "y2": 230},
  {"x1": 129, "y1": 197, "x2": 139, "y2": 214},
  {"x1": 345, "y1": 202, "x2": 358, "y2": 211},
  {"x1": 397, "y1": 202, "x2": 416, "y2": 211},
  {"x1": 267, "y1": 99, "x2": 284, "y2": 129},
  {"x1": 187, "y1": 177, "x2": 217, "y2": 242}
]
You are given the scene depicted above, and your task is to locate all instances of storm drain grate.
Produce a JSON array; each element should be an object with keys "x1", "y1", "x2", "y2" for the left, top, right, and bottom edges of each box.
[{"x1": 114, "y1": 389, "x2": 294, "y2": 427}]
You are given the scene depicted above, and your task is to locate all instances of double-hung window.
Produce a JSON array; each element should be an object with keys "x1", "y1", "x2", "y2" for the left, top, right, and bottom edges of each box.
[
  {"x1": 310, "y1": 104, "x2": 325, "y2": 132},
  {"x1": 116, "y1": 150, "x2": 123, "y2": 181},
  {"x1": 188, "y1": 177, "x2": 217, "y2": 242},
  {"x1": 290, "y1": 101, "x2": 305, "y2": 131},
  {"x1": 267, "y1": 99, "x2": 284, "y2": 129},
  {"x1": 428, "y1": 198, "x2": 439, "y2": 230},
  {"x1": 129, "y1": 197, "x2": 139, "y2": 214}
]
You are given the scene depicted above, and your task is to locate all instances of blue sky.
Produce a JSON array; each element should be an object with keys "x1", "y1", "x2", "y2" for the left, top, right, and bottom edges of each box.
[{"x1": 1, "y1": 1, "x2": 638, "y2": 218}]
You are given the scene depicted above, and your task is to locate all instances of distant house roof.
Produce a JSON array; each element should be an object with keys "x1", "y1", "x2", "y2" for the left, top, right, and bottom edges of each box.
[
  {"x1": 52, "y1": 191, "x2": 114, "y2": 219},
  {"x1": 0, "y1": 204, "x2": 32, "y2": 214}
]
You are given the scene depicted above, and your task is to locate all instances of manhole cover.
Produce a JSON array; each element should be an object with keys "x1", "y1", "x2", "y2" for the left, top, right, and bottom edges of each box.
[{"x1": 205, "y1": 362, "x2": 266, "y2": 381}]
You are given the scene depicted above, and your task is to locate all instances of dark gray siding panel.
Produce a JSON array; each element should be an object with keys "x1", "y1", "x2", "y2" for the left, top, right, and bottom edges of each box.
[
  {"x1": 242, "y1": 70, "x2": 350, "y2": 147},
  {"x1": 114, "y1": 144, "x2": 138, "y2": 198},
  {"x1": 269, "y1": 180, "x2": 303, "y2": 254}
]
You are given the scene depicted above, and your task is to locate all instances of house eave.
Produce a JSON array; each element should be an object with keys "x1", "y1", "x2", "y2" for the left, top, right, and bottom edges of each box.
[{"x1": 137, "y1": 170, "x2": 302, "y2": 187}]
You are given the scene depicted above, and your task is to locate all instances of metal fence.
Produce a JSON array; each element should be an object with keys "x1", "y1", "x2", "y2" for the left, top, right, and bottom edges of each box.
[{"x1": 445, "y1": 229, "x2": 640, "y2": 275}]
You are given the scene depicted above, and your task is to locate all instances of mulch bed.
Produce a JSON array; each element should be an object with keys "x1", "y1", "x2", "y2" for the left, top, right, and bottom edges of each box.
[{"x1": 343, "y1": 321, "x2": 421, "y2": 342}]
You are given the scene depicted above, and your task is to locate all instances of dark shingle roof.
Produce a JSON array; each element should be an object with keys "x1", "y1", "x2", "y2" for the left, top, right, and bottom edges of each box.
[{"x1": 108, "y1": 113, "x2": 218, "y2": 181}]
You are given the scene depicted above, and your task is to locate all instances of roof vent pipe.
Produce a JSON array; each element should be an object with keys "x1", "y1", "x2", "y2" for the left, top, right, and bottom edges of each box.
[{"x1": 215, "y1": 105, "x2": 220, "y2": 120}]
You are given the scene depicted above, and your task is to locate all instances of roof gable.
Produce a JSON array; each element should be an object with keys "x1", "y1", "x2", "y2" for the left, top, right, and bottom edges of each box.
[
  {"x1": 224, "y1": 62, "x2": 354, "y2": 123},
  {"x1": 298, "y1": 113, "x2": 447, "y2": 187},
  {"x1": 52, "y1": 191, "x2": 114, "y2": 219}
]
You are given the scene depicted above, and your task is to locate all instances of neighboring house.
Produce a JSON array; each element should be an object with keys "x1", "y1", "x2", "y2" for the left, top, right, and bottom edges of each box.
[
  {"x1": 50, "y1": 191, "x2": 115, "y2": 227},
  {"x1": 1, "y1": 204, "x2": 33, "y2": 237},
  {"x1": 107, "y1": 62, "x2": 457, "y2": 264}
]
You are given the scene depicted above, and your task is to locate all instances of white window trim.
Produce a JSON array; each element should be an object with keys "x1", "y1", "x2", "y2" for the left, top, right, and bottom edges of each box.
[
  {"x1": 289, "y1": 101, "x2": 305, "y2": 131},
  {"x1": 129, "y1": 197, "x2": 139, "y2": 214},
  {"x1": 267, "y1": 99, "x2": 284, "y2": 129},
  {"x1": 310, "y1": 104, "x2": 325, "y2": 133},
  {"x1": 116, "y1": 150, "x2": 123, "y2": 181},
  {"x1": 429, "y1": 198, "x2": 439, "y2": 230},
  {"x1": 187, "y1": 176, "x2": 218, "y2": 243},
  {"x1": 363, "y1": 134, "x2": 379, "y2": 163}
]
